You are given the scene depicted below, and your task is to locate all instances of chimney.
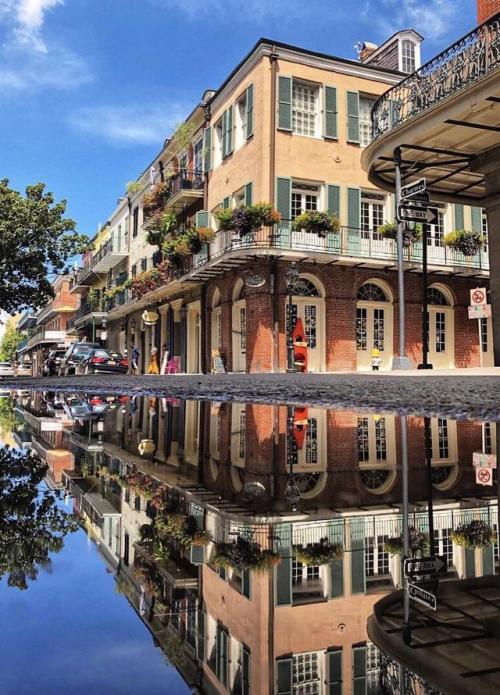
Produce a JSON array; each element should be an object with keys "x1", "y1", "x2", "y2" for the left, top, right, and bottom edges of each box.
[
  {"x1": 359, "y1": 41, "x2": 378, "y2": 62},
  {"x1": 477, "y1": 0, "x2": 500, "y2": 22}
]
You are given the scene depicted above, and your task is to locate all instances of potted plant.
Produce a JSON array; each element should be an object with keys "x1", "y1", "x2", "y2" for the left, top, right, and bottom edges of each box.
[
  {"x1": 213, "y1": 536, "x2": 279, "y2": 571},
  {"x1": 196, "y1": 226, "x2": 216, "y2": 245},
  {"x1": 377, "y1": 221, "x2": 422, "y2": 247},
  {"x1": 292, "y1": 211, "x2": 339, "y2": 237},
  {"x1": 450, "y1": 520, "x2": 495, "y2": 548},
  {"x1": 385, "y1": 527, "x2": 428, "y2": 556},
  {"x1": 443, "y1": 229, "x2": 484, "y2": 257},
  {"x1": 293, "y1": 538, "x2": 343, "y2": 566},
  {"x1": 162, "y1": 236, "x2": 191, "y2": 268},
  {"x1": 86, "y1": 288, "x2": 101, "y2": 310},
  {"x1": 215, "y1": 203, "x2": 280, "y2": 238},
  {"x1": 142, "y1": 181, "x2": 170, "y2": 218}
]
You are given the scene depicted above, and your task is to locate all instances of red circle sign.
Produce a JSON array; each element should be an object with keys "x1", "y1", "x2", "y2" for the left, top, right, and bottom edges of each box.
[
  {"x1": 472, "y1": 289, "x2": 485, "y2": 304},
  {"x1": 478, "y1": 468, "x2": 491, "y2": 483}
]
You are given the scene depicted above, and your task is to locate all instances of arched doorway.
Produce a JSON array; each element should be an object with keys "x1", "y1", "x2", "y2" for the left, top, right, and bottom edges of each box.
[
  {"x1": 427, "y1": 285, "x2": 454, "y2": 369},
  {"x1": 231, "y1": 279, "x2": 246, "y2": 372},
  {"x1": 288, "y1": 275, "x2": 325, "y2": 372},
  {"x1": 357, "y1": 414, "x2": 397, "y2": 495},
  {"x1": 356, "y1": 280, "x2": 393, "y2": 370}
]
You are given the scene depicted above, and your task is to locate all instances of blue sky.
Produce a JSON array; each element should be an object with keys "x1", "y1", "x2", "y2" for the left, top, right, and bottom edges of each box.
[{"x1": 0, "y1": 0, "x2": 476, "y2": 236}]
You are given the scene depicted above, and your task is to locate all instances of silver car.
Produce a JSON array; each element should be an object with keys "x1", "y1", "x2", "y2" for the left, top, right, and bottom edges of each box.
[{"x1": 0, "y1": 362, "x2": 15, "y2": 378}]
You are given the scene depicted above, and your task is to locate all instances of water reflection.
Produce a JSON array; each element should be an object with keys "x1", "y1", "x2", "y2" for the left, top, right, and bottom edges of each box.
[{"x1": 7, "y1": 390, "x2": 500, "y2": 694}]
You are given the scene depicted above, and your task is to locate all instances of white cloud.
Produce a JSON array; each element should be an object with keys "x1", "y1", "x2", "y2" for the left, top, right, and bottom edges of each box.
[
  {"x1": 154, "y1": 0, "x2": 308, "y2": 22},
  {"x1": 0, "y1": 0, "x2": 64, "y2": 52},
  {"x1": 68, "y1": 103, "x2": 190, "y2": 146},
  {"x1": 375, "y1": 0, "x2": 466, "y2": 41}
]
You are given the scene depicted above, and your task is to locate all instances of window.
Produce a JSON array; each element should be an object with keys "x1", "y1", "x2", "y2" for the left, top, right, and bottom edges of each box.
[
  {"x1": 434, "y1": 528, "x2": 453, "y2": 568},
  {"x1": 293, "y1": 652, "x2": 321, "y2": 695},
  {"x1": 131, "y1": 263, "x2": 137, "y2": 277},
  {"x1": 366, "y1": 642, "x2": 382, "y2": 694},
  {"x1": 361, "y1": 192, "x2": 385, "y2": 238},
  {"x1": 179, "y1": 152, "x2": 188, "y2": 175},
  {"x1": 132, "y1": 206, "x2": 139, "y2": 237},
  {"x1": 234, "y1": 188, "x2": 246, "y2": 208},
  {"x1": 358, "y1": 417, "x2": 369, "y2": 461},
  {"x1": 427, "y1": 206, "x2": 445, "y2": 247},
  {"x1": 365, "y1": 537, "x2": 389, "y2": 576},
  {"x1": 401, "y1": 39, "x2": 416, "y2": 73},
  {"x1": 437, "y1": 418, "x2": 449, "y2": 459},
  {"x1": 194, "y1": 139, "x2": 203, "y2": 174},
  {"x1": 484, "y1": 422, "x2": 493, "y2": 454},
  {"x1": 291, "y1": 183, "x2": 319, "y2": 221},
  {"x1": 359, "y1": 97, "x2": 376, "y2": 147},
  {"x1": 140, "y1": 257, "x2": 147, "y2": 272},
  {"x1": 482, "y1": 210, "x2": 488, "y2": 252},
  {"x1": 435, "y1": 312, "x2": 446, "y2": 353},
  {"x1": 236, "y1": 92, "x2": 248, "y2": 149},
  {"x1": 357, "y1": 283, "x2": 388, "y2": 302},
  {"x1": 480, "y1": 317, "x2": 489, "y2": 353},
  {"x1": 375, "y1": 418, "x2": 387, "y2": 460},
  {"x1": 356, "y1": 308, "x2": 367, "y2": 350},
  {"x1": 306, "y1": 418, "x2": 318, "y2": 463},
  {"x1": 292, "y1": 82, "x2": 319, "y2": 137},
  {"x1": 214, "y1": 118, "x2": 224, "y2": 167},
  {"x1": 358, "y1": 417, "x2": 389, "y2": 464}
]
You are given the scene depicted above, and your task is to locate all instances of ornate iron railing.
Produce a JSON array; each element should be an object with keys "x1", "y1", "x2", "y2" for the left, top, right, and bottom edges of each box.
[
  {"x1": 379, "y1": 652, "x2": 445, "y2": 695},
  {"x1": 371, "y1": 12, "x2": 500, "y2": 139}
]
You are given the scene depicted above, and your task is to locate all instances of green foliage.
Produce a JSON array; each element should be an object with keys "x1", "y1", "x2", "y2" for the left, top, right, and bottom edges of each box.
[
  {"x1": 293, "y1": 538, "x2": 343, "y2": 566},
  {"x1": 292, "y1": 211, "x2": 339, "y2": 236},
  {"x1": 215, "y1": 203, "x2": 280, "y2": 237},
  {"x1": 0, "y1": 398, "x2": 17, "y2": 440},
  {"x1": 155, "y1": 513, "x2": 213, "y2": 549},
  {"x1": 214, "y1": 208, "x2": 234, "y2": 231},
  {"x1": 146, "y1": 212, "x2": 178, "y2": 250},
  {"x1": 86, "y1": 288, "x2": 101, "y2": 310},
  {"x1": 450, "y1": 520, "x2": 495, "y2": 548},
  {"x1": 0, "y1": 179, "x2": 90, "y2": 314},
  {"x1": 172, "y1": 121, "x2": 197, "y2": 150},
  {"x1": 377, "y1": 221, "x2": 422, "y2": 247},
  {"x1": 0, "y1": 317, "x2": 23, "y2": 362},
  {"x1": 443, "y1": 229, "x2": 484, "y2": 256},
  {"x1": 385, "y1": 527, "x2": 428, "y2": 557},
  {"x1": 213, "y1": 536, "x2": 281, "y2": 571},
  {"x1": 126, "y1": 181, "x2": 142, "y2": 195}
]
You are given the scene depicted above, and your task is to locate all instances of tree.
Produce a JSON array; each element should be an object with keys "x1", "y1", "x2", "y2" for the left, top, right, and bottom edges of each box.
[
  {"x1": 0, "y1": 316, "x2": 22, "y2": 362},
  {"x1": 0, "y1": 179, "x2": 90, "y2": 314}
]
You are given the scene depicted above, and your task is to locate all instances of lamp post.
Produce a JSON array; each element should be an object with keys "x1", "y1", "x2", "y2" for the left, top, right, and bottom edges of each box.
[
  {"x1": 284, "y1": 405, "x2": 301, "y2": 510},
  {"x1": 285, "y1": 263, "x2": 299, "y2": 373}
]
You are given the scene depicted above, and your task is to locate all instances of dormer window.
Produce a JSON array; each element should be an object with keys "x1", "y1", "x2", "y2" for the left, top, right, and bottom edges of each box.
[{"x1": 401, "y1": 39, "x2": 416, "y2": 73}]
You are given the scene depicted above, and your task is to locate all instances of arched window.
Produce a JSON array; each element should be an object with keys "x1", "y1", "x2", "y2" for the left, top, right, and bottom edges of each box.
[
  {"x1": 360, "y1": 469, "x2": 392, "y2": 491},
  {"x1": 427, "y1": 287, "x2": 450, "y2": 306},
  {"x1": 293, "y1": 277, "x2": 320, "y2": 297},
  {"x1": 357, "y1": 282, "x2": 388, "y2": 302}
]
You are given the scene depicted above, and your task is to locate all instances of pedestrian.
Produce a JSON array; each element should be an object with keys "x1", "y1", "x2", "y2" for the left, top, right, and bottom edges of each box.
[
  {"x1": 131, "y1": 343, "x2": 140, "y2": 374},
  {"x1": 148, "y1": 346, "x2": 159, "y2": 374},
  {"x1": 371, "y1": 347, "x2": 381, "y2": 371}
]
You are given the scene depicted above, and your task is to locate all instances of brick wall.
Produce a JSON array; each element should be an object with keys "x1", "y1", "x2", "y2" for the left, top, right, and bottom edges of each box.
[{"x1": 477, "y1": 0, "x2": 500, "y2": 22}]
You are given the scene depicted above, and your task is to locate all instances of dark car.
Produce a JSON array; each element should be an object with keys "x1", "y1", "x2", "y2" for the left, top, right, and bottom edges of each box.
[
  {"x1": 58, "y1": 342, "x2": 102, "y2": 376},
  {"x1": 42, "y1": 349, "x2": 67, "y2": 377},
  {"x1": 80, "y1": 348, "x2": 128, "y2": 374}
]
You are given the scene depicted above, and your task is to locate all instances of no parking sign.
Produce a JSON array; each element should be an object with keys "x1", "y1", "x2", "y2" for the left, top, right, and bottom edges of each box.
[
  {"x1": 476, "y1": 467, "x2": 493, "y2": 486},
  {"x1": 470, "y1": 287, "x2": 487, "y2": 306}
]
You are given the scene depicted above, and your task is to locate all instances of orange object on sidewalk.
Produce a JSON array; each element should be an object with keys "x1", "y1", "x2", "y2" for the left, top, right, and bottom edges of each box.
[
  {"x1": 293, "y1": 407, "x2": 308, "y2": 449},
  {"x1": 292, "y1": 318, "x2": 308, "y2": 372}
]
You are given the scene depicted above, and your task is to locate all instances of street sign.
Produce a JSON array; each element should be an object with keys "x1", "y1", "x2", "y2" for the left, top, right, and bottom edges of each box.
[
  {"x1": 476, "y1": 466, "x2": 494, "y2": 486},
  {"x1": 397, "y1": 204, "x2": 439, "y2": 225},
  {"x1": 404, "y1": 556, "x2": 447, "y2": 578},
  {"x1": 468, "y1": 304, "x2": 491, "y2": 320},
  {"x1": 470, "y1": 287, "x2": 487, "y2": 306},
  {"x1": 401, "y1": 178, "x2": 426, "y2": 200},
  {"x1": 405, "y1": 191, "x2": 430, "y2": 206},
  {"x1": 408, "y1": 582, "x2": 437, "y2": 610},
  {"x1": 473, "y1": 452, "x2": 497, "y2": 468}
]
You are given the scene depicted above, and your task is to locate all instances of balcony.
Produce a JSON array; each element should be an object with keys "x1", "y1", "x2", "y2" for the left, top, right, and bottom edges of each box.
[
  {"x1": 17, "y1": 329, "x2": 70, "y2": 353},
  {"x1": 143, "y1": 170, "x2": 204, "y2": 224},
  {"x1": 364, "y1": 13, "x2": 500, "y2": 205},
  {"x1": 67, "y1": 297, "x2": 108, "y2": 331},
  {"x1": 71, "y1": 235, "x2": 128, "y2": 292},
  {"x1": 36, "y1": 296, "x2": 78, "y2": 324},
  {"x1": 184, "y1": 222, "x2": 489, "y2": 281}
]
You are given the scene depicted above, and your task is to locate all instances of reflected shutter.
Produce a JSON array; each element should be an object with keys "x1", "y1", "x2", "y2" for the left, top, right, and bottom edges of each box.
[
  {"x1": 352, "y1": 644, "x2": 367, "y2": 695},
  {"x1": 242, "y1": 569, "x2": 251, "y2": 598},
  {"x1": 326, "y1": 649, "x2": 343, "y2": 695},
  {"x1": 350, "y1": 517, "x2": 366, "y2": 594},
  {"x1": 482, "y1": 546, "x2": 494, "y2": 576},
  {"x1": 328, "y1": 519, "x2": 344, "y2": 598},
  {"x1": 276, "y1": 657, "x2": 293, "y2": 695},
  {"x1": 324, "y1": 86, "x2": 338, "y2": 139},
  {"x1": 196, "y1": 609, "x2": 205, "y2": 661},
  {"x1": 346, "y1": 91, "x2": 360, "y2": 143},
  {"x1": 454, "y1": 204, "x2": 464, "y2": 229},
  {"x1": 464, "y1": 548, "x2": 476, "y2": 578},
  {"x1": 278, "y1": 76, "x2": 293, "y2": 131},
  {"x1": 471, "y1": 206, "x2": 482, "y2": 233},
  {"x1": 246, "y1": 84, "x2": 254, "y2": 138},
  {"x1": 275, "y1": 522, "x2": 292, "y2": 605},
  {"x1": 242, "y1": 646, "x2": 251, "y2": 695}
]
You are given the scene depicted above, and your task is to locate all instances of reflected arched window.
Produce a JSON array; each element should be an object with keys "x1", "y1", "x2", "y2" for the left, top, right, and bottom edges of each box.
[
  {"x1": 357, "y1": 282, "x2": 388, "y2": 302},
  {"x1": 427, "y1": 287, "x2": 450, "y2": 306},
  {"x1": 293, "y1": 277, "x2": 320, "y2": 297}
]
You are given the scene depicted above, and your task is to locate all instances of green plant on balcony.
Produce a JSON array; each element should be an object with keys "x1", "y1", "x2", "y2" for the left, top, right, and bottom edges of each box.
[
  {"x1": 155, "y1": 512, "x2": 213, "y2": 549},
  {"x1": 443, "y1": 229, "x2": 484, "y2": 257},
  {"x1": 450, "y1": 520, "x2": 495, "y2": 548},
  {"x1": 86, "y1": 288, "x2": 101, "y2": 310},
  {"x1": 292, "y1": 211, "x2": 339, "y2": 237},
  {"x1": 196, "y1": 226, "x2": 216, "y2": 245},
  {"x1": 172, "y1": 121, "x2": 197, "y2": 150},
  {"x1": 378, "y1": 221, "x2": 422, "y2": 247},
  {"x1": 126, "y1": 180, "x2": 142, "y2": 195},
  {"x1": 293, "y1": 538, "x2": 343, "y2": 566},
  {"x1": 130, "y1": 261, "x2": 171, "y2": 299},
  {"x1": 215, "y1": 202, "x2": 280, "y2": 238},
  {"x1": 142, "y1": 181, "x2": 171, "y2": 219},
  {"x1": 213, "y1": 536, "x2": 281, "y2": 572},
  {"x1": 103, "y1": 279, "x2": 131, "y2": 301},
  {"x1": 146, "y1": 212, "x2": 178, "y2": 250},
  {"x1": 384, "y1": 527, "x2": 428, "y2": 556}
]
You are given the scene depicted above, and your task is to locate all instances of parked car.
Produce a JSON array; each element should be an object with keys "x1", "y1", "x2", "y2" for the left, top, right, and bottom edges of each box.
[
  {"x1": 16, "y1": 362, "x2": 32, "y2": 377},
  {"x1": 0, "y1": 362, "x2": 15, "y2": 378},
  {"x1": 80, "y1": 348, "x2": 128, "y2": 374},
  {"x1": 58, "y1": 342, "x2": 101, "y2": 376},
  {"x1": 42, "y1": 349, "x2": 66, "y2": 377}
]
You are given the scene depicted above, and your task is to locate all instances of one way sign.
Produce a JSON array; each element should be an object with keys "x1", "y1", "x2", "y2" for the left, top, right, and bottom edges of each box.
[
  {"x1": 397, "y1": 204, "x2": 439, "y2": 225},
  {"x1": 404, "y1": 556, "x2": 447, "y2": 578}
]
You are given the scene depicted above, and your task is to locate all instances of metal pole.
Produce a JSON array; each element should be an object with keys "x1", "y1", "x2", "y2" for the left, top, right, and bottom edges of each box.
[
  {"x1": 393, "y1": 148, "x2": 412, "y2": 370},
  {"x1": 401, "y1": 415, "x2": 411, "y2": 645},
  {"x1": 418, "y1": 222, "x2": 433, "y2": 369},
  {"x1": 424, "y1": 416, "x2": 435, "y2": 556}
]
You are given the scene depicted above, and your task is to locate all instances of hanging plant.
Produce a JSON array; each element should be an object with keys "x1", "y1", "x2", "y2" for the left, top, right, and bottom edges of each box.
[
  {"x1": 196, "y1": 226, "x2": 216, "y2": 245},
  {"x1": 443, "y1": 230, "x2": 484, "y2": 257},
  {"x1": 215, "y1": 203, "x2": 280, "y2": 237},
  {"x1": 162, "y1": 236, "x2": 191, "y2": 268},
  {"x1": 213, "y1": 536, "x2": 280, "y2": 571},
  {"x1": 86, "y1": 288, "x2": 101, "y2": 310},
  {"x1": 293, "y1": 538, "x2": 343, "y2": 566},
  {"x1": 384, "y1": 527, "x2": 428, "y2": 557},
  {"x1": 146, "y1": 212, "x2": 178, "y2": 250},
  {"x1": 377, "y1": 221, "x2": 422, "y2": 248},
  {"x1": 450, "y1": 520, "x2": 495, "y2": 548},
  {"x1": 215, "y1": 208, "x2": 234, "y2": 231},
  {"x1": 155, "y1": 513, "x2": 213, "y2": 549},
  {"x1": 142, "y1": 181, "x2": 170, "y2": 218},
  {"x1": 292, "y1": 211, "x2": 339, "y2": 237},
  {"x1": 126, "y1": 181, "x2": 142, "y2": 195}
]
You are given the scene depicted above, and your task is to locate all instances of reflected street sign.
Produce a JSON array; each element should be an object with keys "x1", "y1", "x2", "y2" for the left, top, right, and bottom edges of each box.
[{"x1": 408, "y1": 582, "x2": 437, "y2": 610}]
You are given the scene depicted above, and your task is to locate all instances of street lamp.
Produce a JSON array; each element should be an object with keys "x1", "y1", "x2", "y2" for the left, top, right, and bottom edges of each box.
[
  {"x1": 285, "y1": 262, "x2": 299, "y2": 373},
  {"x1": 284, "y1": 405, "x2": 301, "y2": 511}
]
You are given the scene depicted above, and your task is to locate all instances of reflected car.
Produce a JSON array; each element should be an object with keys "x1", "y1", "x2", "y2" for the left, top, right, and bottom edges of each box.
[
  {"x1": 58, "y1": 342, "x2": 101, "y2": 376},
  {"x1": 16, "y1": 362, "x2": 32, "y2": 377},
  {"x1": 0, "y1": 362, "x2": 15, "y2": 378},
  {"x1": 80, "y1": 349, "x2": 128, "y2": 375},
  {"x1": 42, "y1": 349, "x2": 66, "y2": 377}
]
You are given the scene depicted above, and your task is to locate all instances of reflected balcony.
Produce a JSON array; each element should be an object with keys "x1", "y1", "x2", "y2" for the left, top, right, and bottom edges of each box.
[{"x1": 71, "y1": 235, "x2": 128, "y2": 293}]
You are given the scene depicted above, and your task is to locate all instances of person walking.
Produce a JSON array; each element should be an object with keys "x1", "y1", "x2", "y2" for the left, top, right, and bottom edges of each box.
[
  {"x1": 148, "y1": 346, "x2": 159, "y2": 375},
  {"x1": 131, "y1": 343, "x2": 141, "y2": 375}
]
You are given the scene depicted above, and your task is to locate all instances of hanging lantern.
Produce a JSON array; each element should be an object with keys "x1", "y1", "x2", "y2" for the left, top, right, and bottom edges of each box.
[
  {"x1": 141, "y1": 309, "x2": 159, "y2": 326},
  {"x1": 138, "y1": 438, "x2": 155, "y2": 456}
]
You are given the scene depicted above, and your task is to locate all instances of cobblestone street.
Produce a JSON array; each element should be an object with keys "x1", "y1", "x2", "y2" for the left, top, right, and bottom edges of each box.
[{"x1": 5, "y1": 369, "x2": 500, "y2": 421}]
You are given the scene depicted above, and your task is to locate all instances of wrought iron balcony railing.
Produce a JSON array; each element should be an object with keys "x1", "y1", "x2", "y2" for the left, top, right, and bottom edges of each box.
[{"x1": 371, "y1": 12, "x2": 500, "y2": 139}]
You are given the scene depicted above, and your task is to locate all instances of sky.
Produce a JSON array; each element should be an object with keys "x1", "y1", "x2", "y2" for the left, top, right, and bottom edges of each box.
[{"x1": 0, "y1": 0, "x2": 477, "y2": 237}]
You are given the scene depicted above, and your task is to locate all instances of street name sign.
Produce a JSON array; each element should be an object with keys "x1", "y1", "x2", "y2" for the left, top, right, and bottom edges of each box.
[
  {"x1": 470, "y1": 287, "x2": 487, "y2": 306},
  {"x1": 404, "y1": 556, "x2": 446, "y2": 578},
  {"x1": 468, "y1": 304, "x2": 491, "y2": 320},
  {"x1": 408, "y1": 582, "x2": 437, "y2": 611},
  {"x1": 401, "y1": 178, "x2": 426, "y2": 200},
  {"x1": 476, "y1": 467, "x2": 494, "y2": 486},
  {"x1": 406, "y1": 191, "x2": 430, "y2": 206},
  {"x1": 397, "y1": 204, "x2": 439, "y2": 225}
]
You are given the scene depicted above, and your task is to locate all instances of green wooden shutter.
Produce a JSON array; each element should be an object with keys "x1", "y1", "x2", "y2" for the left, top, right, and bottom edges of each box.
[
  {"x1": 326, "y1": 649, "x2": 343, "y2": 695},
  {"x1": 190, "y1": 545, "x2": 205, "y2": 564},
  {"x1": 276, "y1": 657, "x2": 293, "y2": 695},
  {"x1": 347, "y1": 187, "x2": 361, "y2": 256},
  {"x1": 275, "y1": 523, "x2": 292, "y2": 605},
  {"x1": 246, "y1": 84, "x2": 254, "y2": 138},
  {"x1": 242, "y1": 646, "x2": 251, "y2": 695},
  {"x1": 482, "y1": 546, "x2": 494, "y2": 576},
  {"x1": 196, "y1": 609, "x2": 205, "y2": 660},
  {"x1": 203, "y1": 126, "x2": 212, "y2": 172},
  {"x1": 454, "y1": 203, "x2": 464, "y2": 230},
  {"x1": 471, "y1": 206, "x2": 482, "y2": 232},
  {"x1": 350, "y1": 518, "x2": 366, "y2": 594},
  {"x1": 216, "y1": 626, "x2": 229, "y2": 686},
  {"x1": 195, "y1": 210, "x2": 209, "y2": 227},
  {"x1": 276, "y1": 177, "x2": 292, "y2": 248},
  {"x1": 245, "y1": 181, "x2": 253, "y2": 206},
  {"x1": 278, "y1": 76, "x2": 293, "y2": 131},
  {"x1": 222, "y1": 110, "x2": 228, "y2": 159},
  {"x1": 464, "y1": 548, "x2": 476, "y2": 578},
  {"x1": 324, "y1": 86, "x2": 338, "y2": 139},
  {"x1": 352, "y1": 644, "x2": 367, "y2": 695},
  {"x1": 346, "y1": 91, "x2": 360, "y2": 143},
  {"x1": 242, "y1": 569, "x2": 251, "y2": 598},
  {"x1": 328, "y1": 519, "x2": 344, "y2": 598},
  {"x1": 226, "y1": 105, "x2": 234, "y2": 156},
  {"x1": 327, "y1": 184, "x2": 341, "y2": 217},
  {"x1": 223, "y1": 196, "x2": 231, "y2": 209}
]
